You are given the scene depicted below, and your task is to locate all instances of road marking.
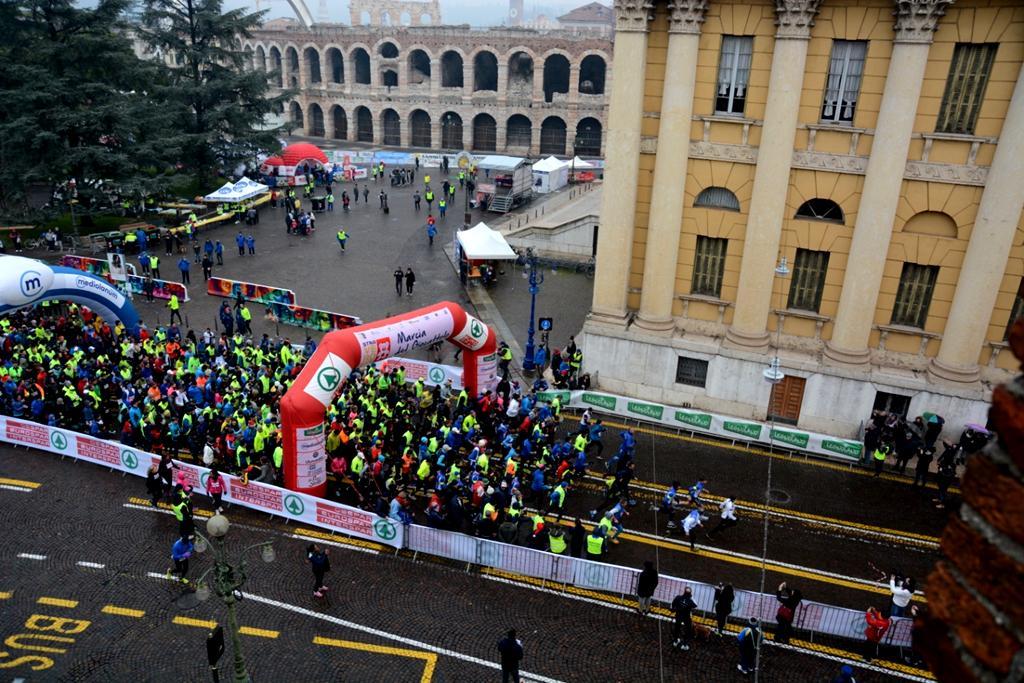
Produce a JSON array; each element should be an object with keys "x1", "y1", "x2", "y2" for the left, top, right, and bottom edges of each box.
[
  {"x1": 102, "y1": 605, "x2": 146, "y2": 618},
  {"x1": 173, "y1": 616, "x2": 218, "y2": 629},
  {"x1": 239, "y1": 626, "x2": 280, "y2": 639},
  {"x1": 126, "y1": 498, "x2": 212, "y2": 518},
  {"x1": 314, "y1": 636, "x2": 437, "y2": 683},
  {"x1": 597, "y1": 417, "x2": 960, "y2": 494},
  {"x1": 583, "y1": 472, "x2": 941, "y2": 547},
  {"x1": 479, "y1": 570, "x2": 934, "y2": 682},
  {"x1": 0, "y1": 477, "x2": 41, "y2": 489},
  {"x1": 292, "y1": 527, "x2": 383, "y2": 554},
  {"x1": 0, "y1": 484, "x2": 34, "y2": 492},
  {"x1": 17, "y1": 553, "x2": 47, "y2": 561},
  {"x1": 76, "y1": 561, "x2": 106, "y2": 569},
  {"x1": 0, "y1": 591, "x2": 12, "y2": 599},
  {"x1": 37, "y1": 597, "x2": 79, "y2": 608}
]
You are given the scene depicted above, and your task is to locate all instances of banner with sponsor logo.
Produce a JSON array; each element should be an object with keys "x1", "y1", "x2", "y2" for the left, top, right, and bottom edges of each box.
[
  {"x1": 0, "y1": 416, "x2": 403, "y2": 548},
  {"x1": 264, "y1": 302, "x2": 361, "y2": 332},
  {"x1": 536, "y1": 390, "x2": 863, "y2": 462},
  {"x1": 60, "y1": 255, "x2": 187, "y2": 302},
  {"x1": 125, "y1": 275, "x2": 189, "y2": 302},
  {"x1": 376, "y1": 358, "x2": 464, "y2": 389},
  {"x1": 206, "y1": 276, "x2": 297, "y2": 306}
]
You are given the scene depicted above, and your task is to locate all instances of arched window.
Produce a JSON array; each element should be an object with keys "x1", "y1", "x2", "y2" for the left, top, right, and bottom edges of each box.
[
  {"x1": 473, "y1": 113, "x2": 497, "y2": 152},
  {"x1": 574, "y1": 118, "x2": 601, "y2": 157},
  {"x1": 441, "y1": 51, "x2": 464, "y2": 88},
  {"x1": 408, "y1": 49, "x2": 431, "y2": 85},
  {"x1": 902, "y1": 211, "x2": 957, "y2": 238},
  {"x1": 795, "y1": 198, "x2": 844, "y2": 224},
  {"x1": 410, "y1": 110, "x2": 431, "y2": 148},
  {"x1": 506, "y1": 115, "x2": 532, "y2": 149},
  {"x1": 305, "y1": 47, "x2": 321, "y2": 84},
  {"x1": 579, "y1": 55, "x2": 606, "y2": 95},
  {"x1": 289, "y1": 101, "x2": 304, "y2": 129},
  {"x1": 326, "y1": 48, "x2": 344, "y2": 84},
  {"x1": 543, "y1": 54, "x2": 570, "y2": 103},
  {"x1": 381, "y1": 109, "x2": 401, "y2": 146},
  {"x1": 379, "y1": 42, "x2": 398, "y2": 58},
  {"x1": 473, "y1": 51, "x2": 498, "y2": 92},
  {"x1": 331, "y1": 106, "x2": 347, "y2": 140},
  {"x1": 539, "y1": 116, "x2": 566, "y2": 156},
  {"x1": 355, "y1": 106, "x2": 373, "y2": 142},
  {"x1": 352, "y1": 48, "x2": 371, "y2": 85},
  {"x1": 694, "y1": 187, "x2": 740, "y2": 212},
  {"x1": 307, "y1": 103, "x2": 325, "y2": 137},
  {"x1": 441, "y1": 112, "x2": 463, "y2": 149}
]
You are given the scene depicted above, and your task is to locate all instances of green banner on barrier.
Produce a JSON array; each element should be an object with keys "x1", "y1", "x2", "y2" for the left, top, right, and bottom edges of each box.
[
  {"x1": 723, "y1": 420, "x2": 763, "y2": 440},
  {"x1": 821, "y1": 439, "x2": 863, "y2": 459},
  {"x1": 770, "y1": 428, "x2": 810, "y2": 449},
  {"x1": 537, "y1": 391, "x2": 571, "y2": 404},
  {"x1": 674, "y1": 411, "x2": 712, "y2": 430},
  {"x1": 582, "y1": 393, "x2": 617, "y2": 411},
  {"x1": 627, "y1": 401, "x2": 664, "y2": 421}
]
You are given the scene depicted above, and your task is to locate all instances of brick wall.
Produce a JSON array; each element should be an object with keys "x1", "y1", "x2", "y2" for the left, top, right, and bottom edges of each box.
[{"x1": 919, "y1": 320, "x2": 1024, "y2": 681}]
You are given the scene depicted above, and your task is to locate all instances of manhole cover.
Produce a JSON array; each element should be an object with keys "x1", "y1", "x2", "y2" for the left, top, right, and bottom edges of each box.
[{"x1": 767, "y1": 489, "x2": 791, "y2": 504}]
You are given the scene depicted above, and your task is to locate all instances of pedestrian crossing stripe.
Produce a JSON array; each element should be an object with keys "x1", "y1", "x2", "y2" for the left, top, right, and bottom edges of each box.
[
  {"x1": 102, "y1": 605, "x2": 146, "y2": 618},
  {"x1": 173, "y1": 616, "x2": 218, "y2": 629}
]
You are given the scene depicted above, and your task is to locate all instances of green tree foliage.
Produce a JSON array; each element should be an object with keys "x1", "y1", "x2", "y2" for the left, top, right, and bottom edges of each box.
[
  {"x1": 138, "y1": 0, "x2": 290, "y2": 188},
  {"x1": 0, "y1": 0, "x2": 181, "y2": 218}
]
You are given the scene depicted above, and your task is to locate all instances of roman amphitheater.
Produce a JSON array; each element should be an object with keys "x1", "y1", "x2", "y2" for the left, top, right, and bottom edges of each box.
[{"x1": 244, "y1": 4, "x2": 612, "y2": 157}]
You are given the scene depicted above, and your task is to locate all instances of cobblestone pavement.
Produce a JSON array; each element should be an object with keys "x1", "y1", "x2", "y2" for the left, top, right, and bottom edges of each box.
[{"x1": 0, "y1": 445, "x2": 919, "y2": 682}]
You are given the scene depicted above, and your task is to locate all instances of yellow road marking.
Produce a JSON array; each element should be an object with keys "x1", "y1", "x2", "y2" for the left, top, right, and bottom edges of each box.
[
  {"x1": 173, "y1": 616, "x2": 218, "y2": 629},
  {"x1": 239, "y1": 626, "x2": 280, "y2": 639},
  {"x1": 37, "y1": 597, "x2": 78, "y2": 608},
  {"x1": 0, "y1": 591, "x2": 12, "y2": 599},
  {"x1": 0, "y1": 477, "x2": 41, "y2": 489},
  {"x1": 596, "y1": 473, "x2": 941, "y2": 544},
  {"x1": 293, "y1": 527, "x2": 386, "y2": 552},
  {"x1": 102, "y1": 605, "x2": 146, "y2": 618},
  {"x1": 599, "y1": 417, "x2": 960, "y2": 494},
  {"x1": 314, "y1": 636, "x2": 437, "y2": 683},
  {"x1": 128, "y1": 496, "x2": 212, "y2": 518},
  {"x1": 483, "y1": 568, "x2": 936, "y2": 680}
]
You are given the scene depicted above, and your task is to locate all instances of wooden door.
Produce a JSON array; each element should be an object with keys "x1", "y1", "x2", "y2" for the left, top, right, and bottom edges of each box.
[{"x1": 768, "y1": 375, "x2": 806, "y2": 425}]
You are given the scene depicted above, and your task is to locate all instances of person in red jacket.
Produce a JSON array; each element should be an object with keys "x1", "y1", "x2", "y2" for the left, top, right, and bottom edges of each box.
[{"x1": 863, "y1": 606, "x2": 891, "y2": 662}]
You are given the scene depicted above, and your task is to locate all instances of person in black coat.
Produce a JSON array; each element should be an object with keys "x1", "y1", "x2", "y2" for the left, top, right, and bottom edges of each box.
[
  {"x1": 775, "y1": 581, "x2": 803, "y2": 644},
  {"x1": 636, "y1": 560, "x2": 659, "y2": 614},
  {"x1": 497, "y1": 629, "x2": 524, "y2": 683},
  {"x1": 714, "y1": 582, "x2": 735, "y2": 635},
  {"x1": 671, "y1": 588, "x2": 697, "y2": 650},
  {"x1": 569, "y1": 517, "x2": 586, "y2": 558}
]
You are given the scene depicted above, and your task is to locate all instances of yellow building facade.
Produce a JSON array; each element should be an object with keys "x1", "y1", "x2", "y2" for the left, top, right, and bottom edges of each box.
[{"x1": 583, "y1": 0, "x2": 1024, "y2": 437}]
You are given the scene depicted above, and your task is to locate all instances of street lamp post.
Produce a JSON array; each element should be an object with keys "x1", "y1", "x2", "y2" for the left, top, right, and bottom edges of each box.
[
  {"x1": 192, "y1": 514, "x2": 275, "y2": 683},
  {"x1": 521, "y1": 248, "x2": 544, "y2": 373}
]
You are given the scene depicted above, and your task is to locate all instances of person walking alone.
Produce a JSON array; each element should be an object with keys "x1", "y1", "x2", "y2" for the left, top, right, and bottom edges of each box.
[
  {"x1": 707, "y1": 495, "x2": 738, "y2": 540},
  {"x1": 636, "y1": 560, "x2": 658, "y2": 615},
  {"x1": 394, "y1": 268, "x2": 404, "y2": 296},
  {"x1": 671, "y1": 587, "x2": 697, "y2": 650},
  {"x1": 497, "y1": 629, "x2": 524, "y2": 683},
  {"x1": 178, "y1": 257, "x2": 190, "y2": 284},
  {"x1": 307, "y1": 543, "x2": 330, "y2": 598},
  {"x1": 337, "y1": 229, "x2": 348, "y2": 252},
  {"x1": 405, "y1": 268, "x2": 416, "y2": 296}
]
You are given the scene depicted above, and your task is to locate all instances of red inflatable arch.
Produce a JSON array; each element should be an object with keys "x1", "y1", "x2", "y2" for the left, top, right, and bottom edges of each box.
[{"x1": 280, "y1": 301, "x2": 499, "y2": 497}]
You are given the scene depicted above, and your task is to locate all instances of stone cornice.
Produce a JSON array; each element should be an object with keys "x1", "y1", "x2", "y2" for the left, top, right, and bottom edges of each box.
[
  {"x1": 614, "y1": 0, "x2": 654, "y2": 33},
  {"x1": 667, "y1": 0, "x2": 708, "y2": 35},
  {"x1": 893, "y1": 0, "x2": 953, "y2": 44},
  {"x1": 774, "y1": 0, "x2": 823, "y2": 40}
]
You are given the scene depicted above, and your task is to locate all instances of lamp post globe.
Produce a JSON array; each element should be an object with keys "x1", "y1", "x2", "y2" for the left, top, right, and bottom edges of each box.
[{"x1": 207, "y1": 513, "x2": 230, "y2": 538}]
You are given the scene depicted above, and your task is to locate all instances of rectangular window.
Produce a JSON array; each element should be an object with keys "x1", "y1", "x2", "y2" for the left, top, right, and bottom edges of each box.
[
  {"x1": 936, "y1": 43, "x2": 998, "y2": 135},
  {"x1": 787, "y1": 249, "x2": 830, "y2": 312},
  {"x1": 891, "y1": 263, "x2": 939, "y2": 328},
  {"x1": 821, "y1": 40, "x2": 867, "y2": 124},
  {"x1": 676, "y1": 357, "x2": 709, "y2": 388},
  {"x1": 873, "y1": 391, "x2": 911, "y2": 418},
  {"x1": 691, "y1": 236, "x2": 728, "y2": 297},
  {"x1": 1005, "y1": 279, "x2": 1024, "y2": 340},
  {"x1": 715, "y1": 36, "x2": 753, "y2": 115}
]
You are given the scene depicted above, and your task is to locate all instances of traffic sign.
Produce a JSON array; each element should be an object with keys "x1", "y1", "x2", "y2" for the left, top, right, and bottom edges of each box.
[{"x1": 538, "y1": 317, "x2": 553, "y2": 332}]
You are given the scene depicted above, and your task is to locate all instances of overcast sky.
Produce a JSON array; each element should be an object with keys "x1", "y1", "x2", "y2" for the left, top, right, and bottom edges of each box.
[{"x1": 228, "y1": 0, "x2": 609, "y2": 26}]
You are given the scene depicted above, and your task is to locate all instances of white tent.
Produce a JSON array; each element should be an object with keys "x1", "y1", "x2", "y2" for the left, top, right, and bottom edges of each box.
[
  {"x1": 570, "y1": 156, "x2": 595, "y2": 169},
  {"x1": 532, "y1": 156, "x2": 569, "y2": 194},
  {"x1": 231, "y1": 177, "x2": 269, "y2": 200},
  {"x1": 456, "y1": 222, "x2": 518, "y2": 260},
  {"x1": 203, "y1": 182, "x2": 244, "y2": 203}
]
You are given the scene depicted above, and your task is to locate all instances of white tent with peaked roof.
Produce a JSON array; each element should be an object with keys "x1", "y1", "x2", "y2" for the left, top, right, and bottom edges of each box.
[
  {"x1": 532, "y1": 155, "x2": 569, "y2": 194},
  {"x1": 456, "y1": 222, "x2": 517, "y2": 260}
]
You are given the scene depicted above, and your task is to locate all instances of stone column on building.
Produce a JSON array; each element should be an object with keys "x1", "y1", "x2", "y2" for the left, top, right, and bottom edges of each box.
[
  {"x1": 496, "y1": 120, "x2": 508, "y2": 153},
  {"x1": 724, "y1": 0, "x2": 821, "y2": 350},
  {"x1": 431, "y1": 119, "x2": 443, "y2": 151},
  {"x1": 529, "y1": 120, "x2": 541, "y2": 157},
  {"x1": 400, "y1": 114, "x2": 412, "y2": 148},
  {"x1": 929, "y1": 64, "x2": 1024, "y2": 383},
  {"x1": 569, "y1": 61, "x2": 581, "y2": 105},
  {"x1": 634, "y1": 0, "x2": 708, "y2": 332},
  {"x1": 589, "y1": 0, "x2": 654, "y2": 323},
  {"x1": 430, "y1": 58, "x2": 441, "y2": 99},
  {"x1": 824, "y1": 0, "x2": 952, "y2": 365},
  {"x1": 497, "y1": 61, "x2": 508, "y2": 106},
  {"x1": 463, "y1": 58, "x2": 473, "y2": 104},
  {"x1": 532, "y1": 60, "x2": 545, "y2": 105}
]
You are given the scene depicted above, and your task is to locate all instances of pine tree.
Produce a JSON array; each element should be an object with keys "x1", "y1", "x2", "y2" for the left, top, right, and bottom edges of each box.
[
  {"x1": 138, "y1": 0, "x2": 289, "y2": 188},
  {"x1": 0, "y1": 0, "x2": 181, "y2": 218}
]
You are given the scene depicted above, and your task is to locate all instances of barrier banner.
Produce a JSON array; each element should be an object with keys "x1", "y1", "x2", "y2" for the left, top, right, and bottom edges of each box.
[
  {"x1": 206, "y1": 276, "x2": 297, "y2": 306},
  {"x1": 537, "y1": 390, "x2": 864, "y2": 462},
  {"x1": 0, "y1": 416, "x2": 403, "y2": 548},
  {"x1": 377, "y1": 358, "x2": 464, "y2": 389},
  {"x1": 60, "y1": 254, "x2": 109, "y2": 278},
  {"x1": 125, "y1": 275, "x2": 189, "y2": 302},
  {"x1": 264, "y1": 301, "x2": 361, "y2": 332}
]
